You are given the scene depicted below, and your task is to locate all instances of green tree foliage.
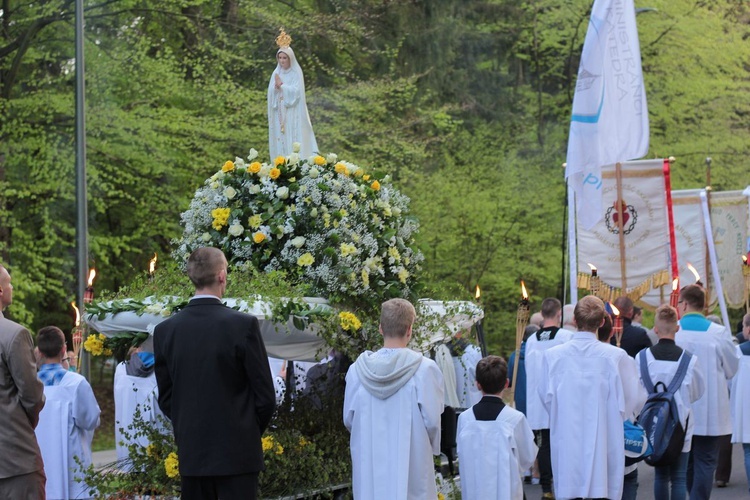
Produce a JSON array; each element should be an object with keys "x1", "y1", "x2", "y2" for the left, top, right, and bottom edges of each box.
[{"x1": 1, "y1": 0, "x2": 749, "y2": 355}]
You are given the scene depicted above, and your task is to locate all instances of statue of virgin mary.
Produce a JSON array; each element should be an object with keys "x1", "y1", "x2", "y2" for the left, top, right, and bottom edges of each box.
[{"x1": 267, "y1": 29, "x2": 318, "y2": 159}]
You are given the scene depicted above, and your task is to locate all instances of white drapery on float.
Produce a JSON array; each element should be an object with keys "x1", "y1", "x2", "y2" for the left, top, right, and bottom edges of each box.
[{"x1": 85, "y1": 298, "x2": 484, "y2": 361}]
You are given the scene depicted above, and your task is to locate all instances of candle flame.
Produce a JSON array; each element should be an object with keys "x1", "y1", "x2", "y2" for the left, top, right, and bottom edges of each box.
[
  {"x1": 87, "y1": 268, "x2": 96, "y2": 287},
  {"x1": 672, "y1": 277, "x2": 679, "y2": 291},
  {"x1": 743, "y1": 255, "x2": 748, "y2": 265},
  {"x1": 521, "y1": 280, "x2": 528, "y2": 300},
  {"x1": 71, "y1": 301, "x2": 80, "y2": 327},
  {"x1": 475, "y1": 285, "x2": 480, "y2": 300},
  {"x1": 610, "y1": 302, "x2": 620, "y2": 316},
  {"x1": 686, "y1": 263, "x2": 700, "y2": 282},
  {"x1": 149, "y1": 253, "x2": 158, "y2": 274},
  {"x1": 587, "y1": 263, "x2": 597, "y2": 272}
]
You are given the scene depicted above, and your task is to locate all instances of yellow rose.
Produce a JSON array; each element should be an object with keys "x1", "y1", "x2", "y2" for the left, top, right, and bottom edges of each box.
[
  {"x1": 274, "y1": 156, "x2": 286, "y2": 166},
  {"x1": 269, "y1": 167, "x2": 281, "y2": 180},
  {"x1": 248, "y1": 162, "x2": 262, "y2": 174},
  {"x1": 222, "y1": 160, "x2": 235, "y2": 172},
  {"x1": 262, "y1": 436, "x2": 275, "y2": 452},
  {"x1": 164, "y1": 452, "x2": 179, "y2": 479},
  {"x1": 314, "y1": 155, "x2": 326, "y2": 166},
  {"x1": 253, "y1": 232, "x2": 266, "y2": 244},
  {"x1": 363, "y1": 174, "x2": 371, "y2": 181},
  {"x1": 334, "y1": 162, "x2": 348, "y2": 175},
  {"x1": 371, "y1": 180, "x2": 381, "y2": 191}
]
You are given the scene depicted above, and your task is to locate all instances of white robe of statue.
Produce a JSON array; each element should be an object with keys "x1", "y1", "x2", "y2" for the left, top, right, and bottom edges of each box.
[
  {"x1": 538, "y1": 331, "x2": 646, "y2": 500},
  {"x1": 457, "y1": 405, "x2": 537, "y2": 500},
  {"x1": 36, "y1": 371, "x2": 101, "y2": 500},
  {"x1": 731, "y1": 347, "x2": 750, "y2": 443},
  {"x1": 344, "y1": 348, "x2": 444, "y2": 500},
  {"x1": 114, "y1": 362, "x2": 166, "y2": 468},
  {"x1": 267, "y1": 46, "x2": 318, "y2": 159},
  {"x1": 453, "y1": 343, "x2": 482, "y2": 408}
]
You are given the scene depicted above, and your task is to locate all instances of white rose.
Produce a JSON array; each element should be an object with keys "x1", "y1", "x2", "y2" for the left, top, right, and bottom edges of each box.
[
  {"x1": 309, "y1": 167, "x2": 319, "y2": 179},
  {"x1": 310, "y1": 208, "x2": 318, "y2": 217},
  {"x1": 234, "y1": 156, "x2": 245, "y2": 168},
  {"x1": 291, "y1": 236, "x2": 306, "y2": 248},
  {"x1": 289, "y1": 153, "x2": 300, "y2": 164},
  {"x1": 210, "y1": 181, "x2": 220, "y2": 189},
  {"x1": 292, "y1": 142, "x2": 301, "y2": 153},
  {"x1": 276, "y1": 186, "x2": 289, "y2": 199},
  {"x1": 247, "y1": 148, "x2": 259, "y2": 161},
  {"x1": 160, "y1": 308, "x2": 172, "y2": 317},
  {"x1": 228, "y1": 223, "x2": 244, "y2": 237},
  {"x1": 248, "y1": 184, "x2": 261, "y2": 194},
  {"x1": 326, "y1": 153, "x2": 338, "y2": 163},
  {"x1": 201, "y1": 232, "x2": 212, "y2": 242},
  {"x1": 224, "y1": 186, "x2": 237, "y2": 199}
]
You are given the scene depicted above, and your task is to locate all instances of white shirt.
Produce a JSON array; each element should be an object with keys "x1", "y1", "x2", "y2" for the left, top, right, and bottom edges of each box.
[
  {"x1": 731, "y1": 346, "x2": 750, "y2": 443},
  {"x1": 457, "y1": 404, "x2": 537, "y2": 500},
  {"x1": 524, "y1": 327, "x2": 574, "y2": 429},
  {"x1": 539, "y1": 331, "x2": 645, "y2": 500}
]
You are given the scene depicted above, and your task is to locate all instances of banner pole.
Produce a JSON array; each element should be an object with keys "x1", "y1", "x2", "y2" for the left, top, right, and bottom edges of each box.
[
  {"x1": 567, "y1": 178, "x2": 578, "y2": 304},
  {"x1": 664, "y1": 158, "x2": 679, "y2": 292},
  {"x1": 700, "y1": 190, "x2": 730, "y2": 328},
  {"x1": 615, "y1": 162, "x2": 628, "y2": 294},
  {"x1": 703, "y1": 157, "x2": 712, "y2": 314}
]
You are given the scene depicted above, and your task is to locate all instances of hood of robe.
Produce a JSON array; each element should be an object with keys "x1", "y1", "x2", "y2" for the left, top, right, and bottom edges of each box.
[{"x1": 354, "y1": 348, "x2": 423, "y2": 400}]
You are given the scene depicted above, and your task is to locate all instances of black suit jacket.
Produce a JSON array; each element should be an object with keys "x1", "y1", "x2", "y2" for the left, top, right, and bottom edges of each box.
[
  {"x1": 154, "y1": 298, "x2": 276, "y2": 476},
  {"x1": 611, "y1": 318, "x2": 652, "y2": 358}
]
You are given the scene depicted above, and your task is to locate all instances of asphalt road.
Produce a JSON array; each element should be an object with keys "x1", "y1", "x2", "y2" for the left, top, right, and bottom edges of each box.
[{"x1": 523, "y1": 443, "x2": 748, "y2": 499}]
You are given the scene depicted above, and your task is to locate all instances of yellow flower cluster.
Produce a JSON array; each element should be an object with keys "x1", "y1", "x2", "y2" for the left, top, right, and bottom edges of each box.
[
  {"x1": 339, "y1": 311, "x2": 362, "y2": 332},
  {"x1": 164, "y1": 452, "x2": 179, "y2": 479},
  {"x1": 146, "y1": 444, "x2": 156, "y2": 457},
  {"x1": 340, "y1": 243, "x2": 357, "y2": 257},
  {"x1": 83, "y1": 333, "x2": 112, "y2": 357},
  {"x1": 398, "y1": 268, "x2": 410, "y2": 284},
  {"x1": 334, "y1": 162, "x2": 348, "y2": 175},
  {"x1": 261, "y1": 436, "x2": 284, "y2": 455},
  {"x1": 222, "y1": 161, "x2": 235, "y2": 173},
  {"x1": 314, "y1": 155, "x2": 327, "y2": 166},
  {"x1": 438, "y1": 494, "x2": 445, "y2": 500},
  {"x1": 211, "y1": 207, "x2": 231, "y2": 230},
  {"x1": 297, "y1": 253, "x2": 314, "y2": 267}
]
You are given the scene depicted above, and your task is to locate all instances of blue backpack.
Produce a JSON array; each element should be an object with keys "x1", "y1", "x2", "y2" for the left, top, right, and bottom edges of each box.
[{"x1": 637, "y1": 351, "x2": 692, "y2": 467}]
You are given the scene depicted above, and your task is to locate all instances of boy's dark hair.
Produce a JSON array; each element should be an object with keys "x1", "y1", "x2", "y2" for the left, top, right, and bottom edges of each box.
[
  {"x1": 475, "y1": 355, "x2": 507, "y2": 395},
  {"x1": 598, "y1": 314, "x2": 613, "y2": 342},
  {"x1": 541, "y1": 297, "x2": 562, "y2": 320},
  {"x1": 37, "y1": 325, "x2": 65, "y2": 358},
  {"x1": 679, "y1": 284, "x2": 705, "y2": 310}
]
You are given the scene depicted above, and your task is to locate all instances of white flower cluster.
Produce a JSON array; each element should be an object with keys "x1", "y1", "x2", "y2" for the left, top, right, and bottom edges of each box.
[{"x1": 174, "y1": 150, "x2": 424, "y2": 302}]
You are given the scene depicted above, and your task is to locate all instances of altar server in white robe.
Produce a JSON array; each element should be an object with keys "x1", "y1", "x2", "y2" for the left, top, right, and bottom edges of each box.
[
  {"x1": 458, "y1": 355, "x2": 537, "y2": 500},
  {"x1": 35, "y1": 326, "x2": 100, "y2": 499},
  {"x1": 675, "y1": 284, "x2": 739, "y2": 499},
  {"x1": 730, "y1": 313, "x2": 750, "y2": 494},
  {"x1": 344, "y1": 298, "x2": 444, "y2": 500},
  {"x1": 114, "y1": 341, "x2": 166, "y2": 468},
  {"x1": 539, "y1": 295, "x2": 645, "y2": 500}
]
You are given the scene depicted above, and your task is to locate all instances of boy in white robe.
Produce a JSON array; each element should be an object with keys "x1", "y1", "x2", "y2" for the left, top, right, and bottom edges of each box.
[
  {"x1": 635, "y1": 305, "x2": 705, "y2": 500},
  {"x1": 344, "y1": 298, "x2": 444, "y2": 500},
  {"x1": 675, "y1": 284, "x2": 739, "y2": 499},
  {"x1": 730, "y1": 313, "x2": 750, "y2": 495},
  {"x1": 35, "y1": 326, "x2": 100, "y2": 500},
  {"x1": 457, "y1": 355, "x2": 537, "y2": 500},
  {"x1": 539, "y1": 295, "x2": 644, "y2": 500},
  {"x1": 114, "y1": 343, "x2": 167, "y2": 469}
]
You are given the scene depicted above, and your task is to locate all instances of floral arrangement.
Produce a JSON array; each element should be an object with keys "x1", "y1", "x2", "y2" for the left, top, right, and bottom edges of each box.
[{"x1": 173, "y1": 146, "x2": 424, "y2": 308}]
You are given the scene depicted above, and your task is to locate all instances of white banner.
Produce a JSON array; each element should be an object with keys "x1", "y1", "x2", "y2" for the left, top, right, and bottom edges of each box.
[
  {"x1": 566, "y1": 0, "x2": 649, "y2": 230},
  {"x1": 641, "y1": 188, "x2": 750, "y2": 310},
  {"x1": 576, "y1": 160, "x2": 668, "y2": 301}
]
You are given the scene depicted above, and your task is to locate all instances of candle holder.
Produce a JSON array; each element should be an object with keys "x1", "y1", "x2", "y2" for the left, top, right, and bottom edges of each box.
[
  {"x1": 512, "y1": 281, "x2": 530, "y2": 407},
  {"x1": 588, "y1": 263, "x2": 600, "y2": 298},
  {"x1": 743, "y1": 261, "x2": 750, "y2": 311},
  {"x1": 610, "y1": 302, "x2": 623, "y2": 347},
  {"x1": 72, "y1": 326, "x2": 83, "y2": 373}
]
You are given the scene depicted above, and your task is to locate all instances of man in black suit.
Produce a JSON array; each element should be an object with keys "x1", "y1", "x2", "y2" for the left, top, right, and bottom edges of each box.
[
  {"x1": 610, "y1": 296, "x2": 652, "y2": 357},
  {"x1": 154, "y1": 247, "x2": 276, "y2": 500}
]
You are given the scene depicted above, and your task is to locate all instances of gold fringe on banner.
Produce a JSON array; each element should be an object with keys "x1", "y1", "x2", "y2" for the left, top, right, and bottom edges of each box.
[{"x1": 576, "y1": 269, "x2": 670, "y2": 303}]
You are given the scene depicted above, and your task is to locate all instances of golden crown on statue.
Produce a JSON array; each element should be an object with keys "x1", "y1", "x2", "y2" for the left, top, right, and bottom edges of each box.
[{"x1": 276, "y1": 28, "x2": 292, "y2": 49}]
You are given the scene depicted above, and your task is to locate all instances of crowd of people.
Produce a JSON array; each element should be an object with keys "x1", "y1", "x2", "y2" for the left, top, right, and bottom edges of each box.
[{"x1": 4, "y1": 250, "x2": 750, "y2": 500}]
